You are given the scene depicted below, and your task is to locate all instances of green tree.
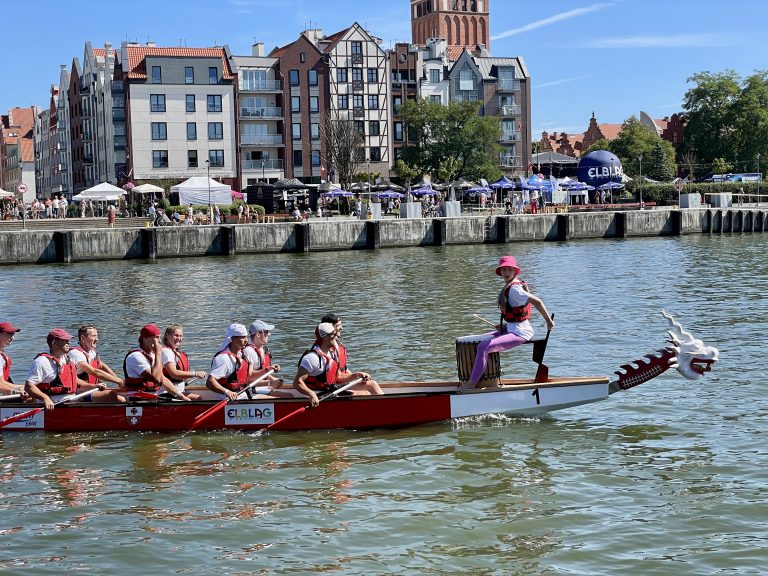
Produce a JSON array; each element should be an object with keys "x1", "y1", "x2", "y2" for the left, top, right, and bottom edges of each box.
[
  {"x1": 581, "y1": 138, "x2": 612, "y2": 156},
  {"x1": 320, "y1": 112, "x2": 364, "y2": 189},
  {"x1": 646, "y1": 139, "x2": 675, "y2": 181},
  {"x1": 730, "y1": 72, "x2": 768, "y2": 172},
  {"x1": 711, "y1": 157, "x2": 733, "y2": 174},
  {"x1": 610, "y1": 116, "x2": 661, "y2": 177},
  {"x1": 394, "y1": 159, "x2": 420, "y2": 185}
]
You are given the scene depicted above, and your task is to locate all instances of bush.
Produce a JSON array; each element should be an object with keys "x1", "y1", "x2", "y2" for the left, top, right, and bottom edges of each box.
[
  {"x1": 165, "y1": 203, "x2": 265, "y2": 217},
  {"x1": 625, "y1": 181, "x2": 763, "y2": 206}
]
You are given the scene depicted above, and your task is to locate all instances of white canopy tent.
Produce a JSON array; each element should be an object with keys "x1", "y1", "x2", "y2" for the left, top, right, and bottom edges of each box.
[
  {"x1": 171, "y1": 177, "x2": 232, "y2": 206},
  {"x1": 0, "y1": 188, "x2": 15, "y2": 199},
  {"x1": 132, "y1": 183, "x2": 165, "y2": 194},
  {"x1": 72, "y1": 182, "x2": 126, "y2": 202}
]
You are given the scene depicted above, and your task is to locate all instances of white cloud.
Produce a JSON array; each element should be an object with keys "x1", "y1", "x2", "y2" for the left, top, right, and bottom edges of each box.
[
  {"x1": 491, "y1": 3, "x2": 613, "y2": 41},
  {"x1": 537, "y1": 74, "x2": 598, "y2": 89},
  {"x1": 585, "y1": 33, "x2": 735, "y2": 49}
]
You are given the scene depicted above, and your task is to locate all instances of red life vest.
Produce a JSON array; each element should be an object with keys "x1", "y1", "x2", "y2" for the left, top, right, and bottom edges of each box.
[
  {"x1": 246, "y1": 343, "x2": 272, "y2": 370},
  {"x1": 300, "y1": 348, "x2": 339, "y2": 391},
  {"x1": 213, "y1": 350, "x2": 251, "y2": 392},
  {"x1": 73, "y1": 345, "x2": 101, "y2": 385},
  {"x1": 34, "y1": 353, "x2": 78, "y2": 396},
  {"x1": 162, "y1": 346, "x2": 190, "y2": 384},
  {"x1": 332, "y1": 342, "x2": 348, "y2": 373},
  {"x1": 499, "y1": 279, "x2": 531, "y2": 323},
  {"x1": 1, "y1": 351, "x2": 12, "y2": 383},
  {"x1": 122, "y1": 349, "x2": 162, "y2": 392}
]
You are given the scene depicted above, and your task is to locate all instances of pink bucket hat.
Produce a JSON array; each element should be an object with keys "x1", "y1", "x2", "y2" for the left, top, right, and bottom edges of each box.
[{"x1": 495, "y1": 255, "x2": 521, "y2": 276}]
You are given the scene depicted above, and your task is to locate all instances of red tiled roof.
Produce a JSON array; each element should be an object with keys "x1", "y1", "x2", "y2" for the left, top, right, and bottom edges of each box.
[
  {"x1": 598, "y1": 123, "x2": 622, "y2": 141},
  {"x1": 21, "y1": 139, "x2": 34, "y2": 162},
  {"x1": 447, "y1": 46, "x2": 466, "y2": 61},
  {"x1": 126, "y1": 46, "x2": 233, "y2": 80},
  {"x1": 654, "y1": 118, "x2": 668, "y2": 131},
  {"x1": 322, "y1": 27, "x2": 350, "y2": 53}
]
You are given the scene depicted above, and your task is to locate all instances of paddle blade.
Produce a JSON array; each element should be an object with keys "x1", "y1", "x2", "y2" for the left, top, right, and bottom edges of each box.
[
  {"x1": 190, "y1": 399, "x2": 227, "y2": 430},
  {"x1": 257, "y1": 406, "x2": 307, "y2": 435},
  {"x1": 0, "y1": 407, "x2": 43, "y2": 429}
]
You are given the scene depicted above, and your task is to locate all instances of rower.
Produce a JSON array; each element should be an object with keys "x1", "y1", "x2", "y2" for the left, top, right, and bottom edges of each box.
[
  {"x1": 68, "y1": 325, "x2": 124, "y2": 387},
  {"x1": 0, "y1": 321, "x2": 28, "y2": 400},
  {"x1": 206, "y1": 323, "x2": 258, "y2": 401},
  {"x1": 161, "y1": 324, "x2": 204, "y2": 400},
  {"x1": 25, "y1": 328, "x2": 125, "y2": 410},
  {"x1": 242, "y1": 320, "x2": 293, "y2": 398},
  {"x1": 123, "y1": 324, "x2": 192, "y2": 401},
  {"x1": 293, "y1": 322, "x2": 382, "y2": 408}
]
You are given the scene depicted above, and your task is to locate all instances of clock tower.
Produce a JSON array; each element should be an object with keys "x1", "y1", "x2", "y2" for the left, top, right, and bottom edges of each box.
[{"x1": 411, "y1": 0, "x2": 490, "y2": 49}]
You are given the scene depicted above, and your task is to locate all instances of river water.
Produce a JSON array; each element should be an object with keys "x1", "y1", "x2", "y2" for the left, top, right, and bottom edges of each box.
[{"x1": 1, "y1": 234, "x2": 766, "y2": 574}]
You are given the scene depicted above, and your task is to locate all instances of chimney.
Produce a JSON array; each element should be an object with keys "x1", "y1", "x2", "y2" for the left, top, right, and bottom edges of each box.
[{"x1": 252, "y1": 42, "x2": 264, "y2": 57}]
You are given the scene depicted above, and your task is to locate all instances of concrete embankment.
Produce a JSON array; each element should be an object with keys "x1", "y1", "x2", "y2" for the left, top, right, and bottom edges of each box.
[{"x1": 0, "y1": 208, "x2": 764, "y2": 266}]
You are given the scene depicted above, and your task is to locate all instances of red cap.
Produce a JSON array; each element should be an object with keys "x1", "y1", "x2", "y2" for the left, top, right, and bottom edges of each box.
[
  {"x1": 140, "y1": 324, "x2": 161, "y2": 338},
  {"x1": 47, "y1": 328, "x2": 74, "y2": 341},
  {"x1": 0, "y1": 321, "x2": 21, "y2": 333}
]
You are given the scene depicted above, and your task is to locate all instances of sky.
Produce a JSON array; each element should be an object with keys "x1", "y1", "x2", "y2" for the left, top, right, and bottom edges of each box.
[{"x1": 1, "y1": 0, "x2": 765, "y2": 137}]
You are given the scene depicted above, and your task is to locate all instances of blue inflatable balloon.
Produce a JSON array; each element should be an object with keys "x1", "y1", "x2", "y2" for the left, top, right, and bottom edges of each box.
[{"x1": 577, "y1": 150, "x2": 623, "y2": 187}]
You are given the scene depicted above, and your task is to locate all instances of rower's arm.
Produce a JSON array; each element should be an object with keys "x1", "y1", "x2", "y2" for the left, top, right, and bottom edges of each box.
[
  {"x1": 292, "y1": 369, "x2": 319, "y2": 406},
  {"x1": 77, "y1": 361, "x2": 123, "y2": 386},
  {"x1": 25, "y1": 382, "x2": 53, "y2": 410},
  {"x1": 528, "y1": 294, "x2": 555, "y2": 331},
  {"x1": 0, "y1": 374, "x2": 24, "y2": 395}
]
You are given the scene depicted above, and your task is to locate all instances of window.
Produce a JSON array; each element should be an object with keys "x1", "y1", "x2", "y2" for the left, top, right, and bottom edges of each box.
[
  {"x1": 291, "y1": 96, "x2": 300, "y2": 113},
  {"x1": 292, "y1": 123, "x2": 301, "y2": 139},
  {"x1": 151, "y1": 122, "x2": 167, "y2": 140},
  {"x1": 369, "y1": 120, "x2": 380, "y2": 136},
  {"x1": 187, "y1": 122, "x2": 197, "y2": 140},
  {"x1": 353, "y1": 94, "x2": 363, "y2": 108},
  {"x1": 351, "y1": 41, "x2": 362, "y2": 55},
  {"x1": 310, "y1": 123, "x2": 319, "y2": 140},
  {"x1": 310, "y1": 96, "x2": 319, "y2": 113},
  {"x1": 308, "y1": 69, "x2": 318, "y2": 86},
  {"x1": 289, "y1": 69, "x2": 299, "y2": 86},
  {"x1": 430, "y1": 94, "x2": 442, "y2": 104},
  {"x1": 208, "y1": 122, "x2": 223, "y2": 140},
  {"x1": 394, "y1": 122, "x2": 403, "y2": 141},
  {"x1": 459, "y1": 69, "x2": 474, "y2": 91},
  {"x1": 209, "y1": 67, "x2": 218, "y2": 84},
  {"x1": 208, "y1": 149, "x2": 224, "y2": 167},
  {"x1": 300, "y1": 52, "x2": 306, "y2": 63},
  {"x1": 185, "y1": 94, "x2": 195, "y2": 112},
  {"x1": 368, "y1": 95, "x2": 379, "y2": 109},
  {"x1": 185, "y1": 67, "x2": 194, "y2": 84},
  {"x1": 429, "y1": 69, "x2": 440, "y2": 83},
  {"x1": 188, "y1": 150, "x2": 198, "y2": 168},
  {"x1": 393, "y1": 95, "x2": 402, "y2": 114},
  {"x1": 293, "y1": 149, "x2": 303, "y2": 167},
  {"x1": 311, "y1": 150, "x2": 321, "y2": 167},
  {"x1": 354, "y1": 120, "x2": 365, "y2": 134},
  {"x1": 150, "y1": 94, "x2": 166, "y2": 112},
  {"x1": 152, "y1": 150, "x2": 168, "y2": 168},
  {"x1": 337, "y1": 68, "x2": 347, "y2": 82},
  {"x1": 207, "y1": 95, "x2": 222, "y2": 112},
  {"x1": 352, "y1": 68, "x2": 363, "y2": 82},
  {"x1": 355, "y1": 147, "x2": 366, "y2": 162},
  {"x1": 337, "y1": 94, "x2": 348, "y2": 109},
  {"x1": 151, "y1": 66, "x2": 162, "y2": 83},
  {"x1": 369, "y1": 146, "x2": 381, "y2": 162},
  {"x1": 367, "y1": 68, "x2": 378, "y2": 83}
]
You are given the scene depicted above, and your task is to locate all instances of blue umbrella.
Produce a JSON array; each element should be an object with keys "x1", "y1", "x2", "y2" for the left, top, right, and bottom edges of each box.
[
  {"x1": 376, "y1": 190, "x2": 404, "y2": 199},
  {"x1": 411, "y1": 186, "x2": 440, "y2": 196},
  {"x1": 321, "y1": 190, "x2": 353, "y2": 197}
]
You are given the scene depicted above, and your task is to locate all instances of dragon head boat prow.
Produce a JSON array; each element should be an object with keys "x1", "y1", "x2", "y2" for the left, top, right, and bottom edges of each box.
[{"x1": 610, "y1": 310, "x2": 719, "y2": 394}]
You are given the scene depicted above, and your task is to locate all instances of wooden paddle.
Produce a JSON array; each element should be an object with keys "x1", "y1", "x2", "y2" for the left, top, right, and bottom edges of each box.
[
  {"x1": 472, "y1": 314, "x2": 497, "y2": 328},
  {"x1": 188, "y1": 369, "x2": 275, "y2": 431},
  {"x1": 0, "y1": 388, "x2": 97, "y2": 429},
  {"x1": 255, "y1": 377, "x2": 363, "y2": 436}
]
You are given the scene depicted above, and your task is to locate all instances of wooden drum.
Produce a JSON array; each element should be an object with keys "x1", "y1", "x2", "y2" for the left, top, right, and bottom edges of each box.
[{"x1": 455, "y1": 335, "x2": 501, "y2": 388}]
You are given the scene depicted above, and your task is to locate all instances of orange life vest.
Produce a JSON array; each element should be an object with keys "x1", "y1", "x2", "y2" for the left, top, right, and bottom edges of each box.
[
  {"x1": 72, "y1": 345, "x2": 101, "y2": 385},
  {"x1": 122, "y1": 349, "x2": 162, "y2": 392},
  {"x1": 162, "y1": 346, "x2": 190, "y2": 384},
  {"x1": 213, "y1": 350, "x2": 251, "y2": 392},
  {"x1": 35, "y1": 353, "x2": 78, "y2": 396},
  {"x1": 499, "y1": 279, "x2": 531, "y2": 324}
]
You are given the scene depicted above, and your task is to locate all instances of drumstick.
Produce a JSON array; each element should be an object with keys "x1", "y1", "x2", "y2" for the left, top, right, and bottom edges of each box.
[{"x1": 472, "y1": 314, "x2": 497, "y2": 328}]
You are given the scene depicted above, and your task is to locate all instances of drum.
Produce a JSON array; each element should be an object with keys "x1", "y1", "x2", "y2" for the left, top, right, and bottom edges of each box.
[{"x1": 455, "y1": 335, "x2": 501, "y2": 388}]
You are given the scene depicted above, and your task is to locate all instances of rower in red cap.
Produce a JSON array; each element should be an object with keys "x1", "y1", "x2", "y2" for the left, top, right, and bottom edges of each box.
[
  {"x1": 25, "y1": 328, "x2": 125, "y2": 410},
  {"x1": 123, "y1": 324, "x2": 193, "y2": 400},
  {"x1": 0, "y1": 321, "x2": 27, "y2": 400}
]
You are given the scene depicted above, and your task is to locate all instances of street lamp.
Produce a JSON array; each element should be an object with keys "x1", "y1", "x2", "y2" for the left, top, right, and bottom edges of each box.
[
  {"x1": 205, "y1": 158, "x2": 212, "y2": 224},
  {"x1": 638, "y1": 154, "x2": 643, "y2": 209},
  {"x1": 757, "y1": 153, "x2": 761, "y2": 205},
  {"x1": 261, "y1": 159, "x2": 265, "y2": 182}
]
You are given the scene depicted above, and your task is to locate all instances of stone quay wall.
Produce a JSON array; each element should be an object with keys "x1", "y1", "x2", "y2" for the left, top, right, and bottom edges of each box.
[{"x1": 0, "y1": 208, "x2": 765, "y2": 266}]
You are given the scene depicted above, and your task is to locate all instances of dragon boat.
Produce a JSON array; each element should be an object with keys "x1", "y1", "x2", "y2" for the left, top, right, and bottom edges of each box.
[{"x1": 0, "y1": 311, "x2": 718, "y2": 434}]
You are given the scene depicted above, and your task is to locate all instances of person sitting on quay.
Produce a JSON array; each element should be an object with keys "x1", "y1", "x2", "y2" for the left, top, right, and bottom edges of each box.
[
  {"x1": 206, "y1": 323, "x2": 258, "y2": 401},
  {"x1": 25, "y1": 328, "x2": 124, "y2": 410},
  {"x1": 68, "y1": 325, "x2": 124, "y2": 389},
  {"x1": 161, "y1": 324, "x2": 205, "y2": 401},
  {"x1": 294, "y1": 322, "x2": 382, "y2": 408},
  {"x1": 123, "y1": 324, "x2": 193, "y2": 401},
  {"x1": 241, "y1": 320, "x2": 293, "y2": 398},
  {"x1": 0, "y1": 321, "x2": 28, "y2": 400}
]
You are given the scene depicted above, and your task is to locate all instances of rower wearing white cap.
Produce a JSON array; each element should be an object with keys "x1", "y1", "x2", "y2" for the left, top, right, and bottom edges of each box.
[
  {"x1": 242, "y1": 320, "x2": 293, "y2": 398},
  {"x1": 206, "y1": 323, "x2": 256, "y2": 400}
]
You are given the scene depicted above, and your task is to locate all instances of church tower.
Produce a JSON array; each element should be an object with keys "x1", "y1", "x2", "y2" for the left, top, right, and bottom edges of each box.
[{"x1": 411, "y1": 0, "x2": 490, "y2": 50}]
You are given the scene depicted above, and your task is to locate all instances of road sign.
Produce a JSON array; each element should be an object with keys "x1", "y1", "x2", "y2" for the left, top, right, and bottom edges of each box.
[
  {"x1": 16, "y1": 183, "x2": 27, "y2": 194},
  {"x1": 674, "y1": 180, "x2": 685, "y2": 192}
]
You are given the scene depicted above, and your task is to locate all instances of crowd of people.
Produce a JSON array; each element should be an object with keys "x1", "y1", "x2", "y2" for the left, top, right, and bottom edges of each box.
[{"x1": 0, "y1": 313, "x2": 383, "y2": 411}]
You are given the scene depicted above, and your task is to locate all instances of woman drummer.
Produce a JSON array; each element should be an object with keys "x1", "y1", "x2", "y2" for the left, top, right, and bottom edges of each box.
[{"x1": 468, "y1": 255, "x2": 554, "y2": 386}]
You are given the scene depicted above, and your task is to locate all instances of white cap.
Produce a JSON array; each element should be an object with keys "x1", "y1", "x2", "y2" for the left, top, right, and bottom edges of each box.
[
  {"x1": 218, "y1": 323, "x2": 248, "y2": 351},
  {"x1": 316, "y1": 322, "x2": 336, "y2": 338},
  {"x1": 248, "y1": 320, "x2": 275, "y2": 334}
]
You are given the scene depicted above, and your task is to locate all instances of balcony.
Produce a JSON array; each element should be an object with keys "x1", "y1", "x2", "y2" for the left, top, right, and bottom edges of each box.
[
  {"x1": 240, "y1": 106, "x2": 282, "y2": 118},
  {"x1": 352, "y1": 80, "x2": 364, "y2": 92},
  {"x1": 240, "y1": 80, "x2": 282, "y2": 92},
  {"x1": 500, "y1": 155, "x2": 522, "y2": 168},
  {"x1": 353, "y1": 106, "x2": 364, "y2": 118},
  {"x1": 114, "y1": 136, "x2": 127, "y2": 149},
  {"x1": 111, "y1": 81, "x2": 124, "y2": 93},
  {"x1": 83, "y1": 156, "x2": 94, "y2": 165},
  {"x1": 497, "y1": 79, "x2": 521, "y2": 92},
  {"x1": 243, "y1": 159, "x2": 283, "y2": 171},
  {"x1": 499, "y1": 104, "x2": 521, "y2": 116},
  {"x1": 500, "y1": 131, "x2": 521, "y2": 142},
  {"x1": 240, "y1": 134, "x2": 284, "y2": 146},
  {"x1": 112, "y1": 108, "x2": 126, "y2": 121}
]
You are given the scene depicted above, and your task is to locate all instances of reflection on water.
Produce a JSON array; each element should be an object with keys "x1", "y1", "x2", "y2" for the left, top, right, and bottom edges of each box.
[{"x1": 1, "y1": 235, "x2": 767, "y2": 574}]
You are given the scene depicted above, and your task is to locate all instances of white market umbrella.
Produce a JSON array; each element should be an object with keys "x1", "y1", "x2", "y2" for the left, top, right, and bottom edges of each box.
[
  {"x1": 0, "y1": 188, "x2": 15, "y2": 199},
  {"x1": 82, "y1": 182, "x2": 126, "y2": 195},
  {"x1": 133, "y1": 183, "x2": 165, "y2": 194}
]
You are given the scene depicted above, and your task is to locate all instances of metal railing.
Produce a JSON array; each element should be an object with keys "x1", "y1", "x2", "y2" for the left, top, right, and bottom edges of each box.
[
  {"x1": 499, "y1": 105, "x2": 521, "y2": 116},
  {"x1": 500, "y1": 131, "x2": 521, "y2": 141},
  {"x1": 240, "y1": 80, "x2": 282, "y2": 91},
  {"x1": 240, "y1": 134, "x2": 284, "y2": 146},
  {"x1": 240, "y1": 106, "x2": 282, "y2": 118},
  {"x1": 497, "y1": 79, "x2": 521, "y2": 91},
  {"x1": 243, "y1": 159, "x2": 283, "y2": 170},
  {"x1": 500, "y1": 156, "x2": 522, "y2": 167}
]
